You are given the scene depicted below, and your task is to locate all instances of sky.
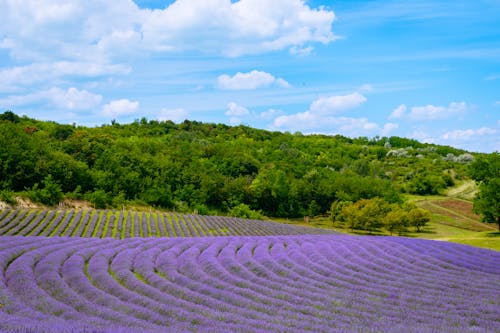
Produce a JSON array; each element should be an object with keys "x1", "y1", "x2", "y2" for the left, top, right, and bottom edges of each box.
[{"x1": 0, "y1": 0, "x2": 499, "y2": 153}]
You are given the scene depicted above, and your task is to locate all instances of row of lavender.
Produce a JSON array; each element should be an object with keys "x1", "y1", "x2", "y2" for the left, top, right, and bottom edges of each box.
[
  {"x1": 0, "y1": 209, "x2": 334, "y2": 238},
  {"x1": 0, "y1": 235, "x2": 499, "y2": 332}
]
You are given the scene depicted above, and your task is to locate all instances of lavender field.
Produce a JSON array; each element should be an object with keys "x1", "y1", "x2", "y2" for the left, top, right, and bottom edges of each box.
[
  {"x1": 1, "y1": 234, "x2": 499, "y2": 332},
  {"x1": 0, "y1": 209, "x2": 334, "y2": 238}
]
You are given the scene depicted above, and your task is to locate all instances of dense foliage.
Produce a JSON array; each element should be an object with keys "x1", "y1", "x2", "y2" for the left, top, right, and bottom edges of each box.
[
  {"x1": 1, "y1": 235, "x2": 499, "y2": 332},
  {"x1": 469, "y1": 152, "x2": 500, "y2": 230},
  {"x1": 0, "y1": 111, "x2": 474, "y2": 218}
]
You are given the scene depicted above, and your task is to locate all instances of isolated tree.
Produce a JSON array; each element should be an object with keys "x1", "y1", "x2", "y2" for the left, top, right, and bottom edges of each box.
[{"x1": 469, "y1": 152, "x2": 500, "y2": 230}]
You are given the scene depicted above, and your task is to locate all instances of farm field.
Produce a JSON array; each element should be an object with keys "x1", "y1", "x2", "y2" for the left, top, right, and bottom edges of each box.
[
  {"x1": 410, "y1": 197, "x2": 500, "y2": 251},
  {"x1": 1, "y1": 235, "x2": 499, "y2": 332},
  {"x1": 288, "y1": 196, "x2": 500, "y2": 252},
  {"x1": 0, "y1": 209, "x2": 335, "y2": 238},
  {"x1": 1, "y1": 207, "x2": 499, "y2": 332}
]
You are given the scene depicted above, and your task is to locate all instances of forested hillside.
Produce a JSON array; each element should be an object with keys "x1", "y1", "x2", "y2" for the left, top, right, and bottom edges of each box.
[{"x1": 0, "y1": 111, "x2": 477, "y2": 218}]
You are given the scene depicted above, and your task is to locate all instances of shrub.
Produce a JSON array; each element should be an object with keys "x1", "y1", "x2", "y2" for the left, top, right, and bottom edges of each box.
[
  {"x1": 27, "y1": 175, "x2": 64, "y2": 206},
  {"x1": 228, "y1": 203, "x2": 265, "y2": 220}
]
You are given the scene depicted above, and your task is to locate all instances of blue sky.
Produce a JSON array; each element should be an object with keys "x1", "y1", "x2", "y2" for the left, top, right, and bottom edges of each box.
[{"x1": 0, "y1": 0, "x2": 499, "y2": 152}]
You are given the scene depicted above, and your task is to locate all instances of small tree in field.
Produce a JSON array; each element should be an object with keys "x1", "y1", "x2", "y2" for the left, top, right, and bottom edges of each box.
[
  {"x1": 383, "y1": 209, "x2": 408, "y2": 235},
  {"x1": 407, "y1": 207, "x2": 430, "y2": 232}
]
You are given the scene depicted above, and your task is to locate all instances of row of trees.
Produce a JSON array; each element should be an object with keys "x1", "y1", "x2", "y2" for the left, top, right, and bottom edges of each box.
[{"x1": 331, "y1": 198, "x2": 430, "y2": 234}]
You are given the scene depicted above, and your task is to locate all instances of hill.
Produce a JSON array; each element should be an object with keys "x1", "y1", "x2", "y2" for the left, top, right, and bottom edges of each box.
[{"x1": 0, "y1": 111, "x2": 478, "y2": 219}]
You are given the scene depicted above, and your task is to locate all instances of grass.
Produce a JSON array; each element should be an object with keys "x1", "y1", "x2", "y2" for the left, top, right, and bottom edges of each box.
[{"x1": 272, "y1": 195, "x2": 499, "y2": 252}]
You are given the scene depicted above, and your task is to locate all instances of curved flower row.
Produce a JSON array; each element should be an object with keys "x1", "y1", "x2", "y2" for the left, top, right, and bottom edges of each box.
[
  {"x1": 0, "y1": 235, "x2": 499, "y2": 332},
  {"x1": 0, "y1": 209, "x2": 334, "y2": 238}
]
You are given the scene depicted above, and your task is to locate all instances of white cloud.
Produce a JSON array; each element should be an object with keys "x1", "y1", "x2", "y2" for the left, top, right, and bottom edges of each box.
[
  {"x1": 0, "y1": 0, "x2": 334, "y2": 94},
  {"x1": 427, "y1": 126, "x2": 500, "y2": 152},
  {"x1": 309, "y1": 92, "x2": 367, "y2": 115},
  {"x1": 0, "y1": 0, "x2": 334, "y2": 60},
  {"x1": 226, "y1": 102, "x2": 250, "y2": 117},
  {"x1": 168, "y1": 0, "x2": 335, "y2": 56},
  {"x1": 50, "y1": 87, "x2": 103, "y2": 110},
  {"x1": 495, "y1": 101, "x2": 500, "y2": 106},
  {"x1": 0, "y1": 62, "x2": 130, "y2": 92},
  {"x1": 260, "y1": 108, "x2": 284, "y2": 120},
  {"x1": 409, "y1": 102, "x2": 467, "y2": 120},
  {"x1": 273, "y1": 112, "x2": 377, "y2": 136},
  {"x1": 381, "y1": 122, "x2": 399, "y2": 136},
  {"x1": 389, "y1": 102, "x2": 468, "y2": 121},
  {"x1": 441, "y1": 127, "x2": 497, "y2": 140},
  {"x1": 158, "y1": 108, "x2": 189, "y2": 123},
  {"x1": 0, "y1": 87, "x2": 102, "y2": 110},
  {"x1": 217, "y1": 70, "x2": 290, "y2": 90},
  {"x1": 272, "y1": 92, "x2": 375, "y2": 136},
  {"x1": 338, "y1": 117, "x2": 378, "y2": 133},
  {"x1": 102, "y1": 99, "x2": 139, "y2": 117},
  {"x1": 275, "y1": 78, "x2": 292, "y2": 88},
  {"x1": 289, "y1": 45, "x2": 314, "y2": 57},
  {"x1": 389, "y1": 104, "x2": 407, "y2": 119}
]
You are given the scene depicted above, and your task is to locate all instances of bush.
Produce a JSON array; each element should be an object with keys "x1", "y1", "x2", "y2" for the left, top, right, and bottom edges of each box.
[
  {"x1": 228, "y1": 203, "x2": 265, "y2": 220},
  {"x1": 85, "y1": 190, "x2": 111, "y2": 209},
  {"x1": 407, "y1": 174, "x2": 446, "y2": 195},
  {"x1": 27, "y1": 175, "x2": 64, "y2": 206},
  {"x1": 0, "y1": 190, "x2": 17, "y2": 205}
]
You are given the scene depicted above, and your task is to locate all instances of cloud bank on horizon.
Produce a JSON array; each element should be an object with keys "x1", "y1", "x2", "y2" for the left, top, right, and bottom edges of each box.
[{"x1": 0, "y1": 0, "x2": 498, "y2": 152}]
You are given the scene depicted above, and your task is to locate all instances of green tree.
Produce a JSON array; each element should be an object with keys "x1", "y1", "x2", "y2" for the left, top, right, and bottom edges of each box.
[
  {"x1": 407, "y1": 207, "x2": 430, "y2": 232},
  {"x1": 469, "y1": 152, "x2": 500, "y2": 230},
  {"x1": 383, "y1": 209, "x2": 408, "y2": 235},
  {"x1": 28, "y1": 175, "x2": 64, "y2": 206},
  {"x1": 330, "y1": 200, "x2": 352, "y2": 227}
]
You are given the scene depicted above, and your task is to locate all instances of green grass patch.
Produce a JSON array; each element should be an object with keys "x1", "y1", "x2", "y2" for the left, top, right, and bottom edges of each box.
[
  {"x1": 100, "y1": 210, "x2": 110, "y2": 238},
  {"x1": 134, "y1": 271, "x2": 147, "y2": 284}
]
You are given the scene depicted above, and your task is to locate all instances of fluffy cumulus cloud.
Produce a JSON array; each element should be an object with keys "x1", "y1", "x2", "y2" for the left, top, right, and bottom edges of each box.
[
  {"x1": 141, "y1": 0, "x2": 335, "y2": 56},
  {"x1": 102, "y1": 99, "x2": 139, "y2": 117},
  {"x1": 0, "y1": 87, "x2": 102, "y2": 111},
  {"x1": 381, "y1": 122, "x2": 399, "y2": 136},
  {"x1": 309, "y1": 92, "x2": 367, "y2": 115},
  {"x1": 225, "y1": 102, "x2": 250, "y2": 125},
  {"x1": 272, "y1": 92, "x2": 376, "y2": 136},
  {"x1": 389, "y1": 104, "x2": 407, "y2": 119},
  {"x1": 410, "y1": 102, "x2": 467, "y2": 120},
  {"x1": 389, "y1": 102, "x2": 467, "y2": 120},
  {"x1": 226, "y1": 102, "x2": 250, "y2": 117},
  {"x1": 217, "y1": 70, "x2": 290, "y2": 90},
  {"x1": 0, "y1": 0, "x2": 335, "y2": 61},
  {"x1": 158, "y1": 108, "x2": 189, "y2": 123}
]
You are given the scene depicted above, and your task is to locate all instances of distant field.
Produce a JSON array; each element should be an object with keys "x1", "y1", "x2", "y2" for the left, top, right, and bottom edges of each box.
[{"x1": 0, "y1": 209, "x2": 335, "y2": 238}]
